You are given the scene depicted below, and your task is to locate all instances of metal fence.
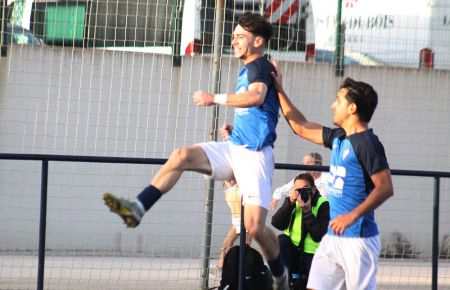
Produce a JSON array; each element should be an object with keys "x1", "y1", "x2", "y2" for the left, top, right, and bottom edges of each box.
[{"x1": 1, "y1": 153, "x2": 449, "y2": 290}]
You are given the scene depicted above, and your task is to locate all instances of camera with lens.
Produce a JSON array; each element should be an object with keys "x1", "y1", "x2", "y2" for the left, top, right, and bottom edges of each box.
[{"x1": 296, "y1": 187, "x2": 313, "y2": 202}]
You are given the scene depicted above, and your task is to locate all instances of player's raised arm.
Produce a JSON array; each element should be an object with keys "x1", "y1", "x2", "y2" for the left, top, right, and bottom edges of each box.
[
  {"x1": 271, "y1": 61, "x2": 323, "y2": 145},
  {"x1": 193, "y1": 82, "x2": 267, "y2": 108}
]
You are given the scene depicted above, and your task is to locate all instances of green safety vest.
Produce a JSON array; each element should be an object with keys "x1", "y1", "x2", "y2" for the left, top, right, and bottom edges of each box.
[{"x1": 283, "y1": 196, "x2": 327, "y2": 254}]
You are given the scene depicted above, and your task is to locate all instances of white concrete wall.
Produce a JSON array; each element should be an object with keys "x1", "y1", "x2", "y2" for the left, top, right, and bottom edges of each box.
[{"x1": 0, "y1": 46, "x2": 449, "y2": 257}]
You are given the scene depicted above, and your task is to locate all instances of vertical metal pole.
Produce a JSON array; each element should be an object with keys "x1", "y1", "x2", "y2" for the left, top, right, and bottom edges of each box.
[
  {"x1": 1, "y1": 0, "x2": 7, "y2": 57},
  {"x1": 199, "y1": 0, "x2": 224, "y2": 289},
  {"x1": 37, "y1": 160, "x2": 49, "y2": 290},
  {"x1": 200, "y1": 182, "x2": 216, "y2": 290},
  {"x1": 172, "y1": 0, "x2": 182, "y2": 67},
  {"x1": 431, "y1": 177, "x2": 440, "y2": 290},
  {"x1": 211, "y1": 0, "x2": 225, "y2": 96},
  {"x1": 334, "y1": 0, "x2": 344, "y2": 76},
  {"x1": 238, "y1": 201, "x2": 246, "y2": 290}
]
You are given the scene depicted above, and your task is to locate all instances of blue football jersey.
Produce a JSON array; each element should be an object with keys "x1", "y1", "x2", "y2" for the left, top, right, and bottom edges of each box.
[
  {"x1": 228, "y1": 57, "x2": 279, "y2": 151},
  {"x1": 323, "y1": 127, "x2": 390, "y2": 237}
]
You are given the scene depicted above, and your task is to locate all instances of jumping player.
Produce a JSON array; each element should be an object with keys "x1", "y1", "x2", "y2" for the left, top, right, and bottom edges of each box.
[{"x1": 103, "y1": 13, "x2": 289, "y2": 290}]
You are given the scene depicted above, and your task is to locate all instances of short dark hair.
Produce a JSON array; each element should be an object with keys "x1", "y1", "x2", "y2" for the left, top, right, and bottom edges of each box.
[
  {"x1": 238, "y1": 12, "x2": 273, "y2": 43},
  {"x1": 340, "y1": 78, "x2": 378, "y2": 122},
  {"x1": 294, "y1": 172, "x2": 315, "y2": 187}
]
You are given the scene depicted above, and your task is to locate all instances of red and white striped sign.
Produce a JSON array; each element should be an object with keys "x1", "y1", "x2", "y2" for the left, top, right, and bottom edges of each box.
[{"x1": 264, "y1": 0, "x2": 300, "y2": 25}]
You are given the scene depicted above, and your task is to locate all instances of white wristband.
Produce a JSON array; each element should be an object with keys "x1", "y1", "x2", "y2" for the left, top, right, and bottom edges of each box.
[{"x1": 214, "y1": 93, "x2": 228, "y2": 105}]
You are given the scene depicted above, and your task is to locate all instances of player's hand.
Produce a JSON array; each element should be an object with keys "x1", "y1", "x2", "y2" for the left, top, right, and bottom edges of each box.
[
  {"x1": 193, "y1": 91, "x2": 214, "y2": 106},
  {"x1": 329, "y1": 212, "x2": 357, "y2": 235},
  {"x1": 219, "y1": 123, "x2": 233, "y2": 141},
  {"x1": 270, "y1": 60, "x2": 283, "y2": 91},
  {"x1": 268, "y1": 198, "x2": 279, "y2": 211}
]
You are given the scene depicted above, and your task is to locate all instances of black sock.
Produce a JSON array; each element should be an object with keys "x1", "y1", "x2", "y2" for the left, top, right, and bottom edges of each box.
[
  {"x1": 267, "y1": 254, "x2": 285, "y2": 278},
  {"x1": 137, "y1": 185, "x2": 162, "y2": 211}
]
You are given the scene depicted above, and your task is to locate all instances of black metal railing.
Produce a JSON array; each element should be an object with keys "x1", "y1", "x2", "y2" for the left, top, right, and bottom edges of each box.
[{"x1": 0, "y1": 153, "x2": 449, "y2": 290}]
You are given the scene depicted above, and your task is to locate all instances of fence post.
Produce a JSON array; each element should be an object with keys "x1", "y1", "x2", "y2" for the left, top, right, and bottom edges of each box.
[
  {"x1": 1, "y1": 0, "x2": 8, "y2": 57},
  {"x1": 238, "y1": 201, "x2": 245, "y2": 290},
  {"x1": 199, "y1": 1, "x2": 225, "y2": 288},
  {"x1": 431, "y1": 176, "x2": 440, "y2": 290},
  {"x1": 37, "y1": 159, "x2": 49, "y2": 290},
  {"x1": 334, "y1": 0, "x2": 344, "y2": 76}
]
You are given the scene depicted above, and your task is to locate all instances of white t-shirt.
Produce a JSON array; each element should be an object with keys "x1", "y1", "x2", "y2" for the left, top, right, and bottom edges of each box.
[{"x1": 272, "y1": 172, "x2": 329, "y2": 200}]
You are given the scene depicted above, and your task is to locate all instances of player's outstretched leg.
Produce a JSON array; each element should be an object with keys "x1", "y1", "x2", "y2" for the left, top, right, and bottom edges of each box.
[
  {"x1": 103, "y1": 147, "x2": 188, "y2": 228},
  {"x1": 103, "y1": 192, "x2": 145, "y2": 228},
  {"x1": 103, "y1": 145, "x2": 211, "y2": 228}
]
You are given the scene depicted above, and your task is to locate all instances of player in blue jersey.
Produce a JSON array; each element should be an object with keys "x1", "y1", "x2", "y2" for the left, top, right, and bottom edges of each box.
[
  {"x1": 103, "y1": 13, "x2": 289, "y2": 290},
  {"x1": 271, "y1": 61, "x2": 394, "y2": 290}
]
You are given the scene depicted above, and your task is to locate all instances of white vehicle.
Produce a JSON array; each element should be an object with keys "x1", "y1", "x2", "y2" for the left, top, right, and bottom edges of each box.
[{"x1": 310, "y1": 0, "x2": 450, "y2": 69}]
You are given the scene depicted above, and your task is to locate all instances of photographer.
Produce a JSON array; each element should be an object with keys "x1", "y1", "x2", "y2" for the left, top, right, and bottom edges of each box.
[
  {"x1": 271, "y1": 173, "x2": 329, "y2": 290},
  {"x1": 269, "y1": 152, "x2": 327, "y2": 211}
]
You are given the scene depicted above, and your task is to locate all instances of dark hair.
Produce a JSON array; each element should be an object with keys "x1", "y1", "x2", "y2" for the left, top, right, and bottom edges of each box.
[
  {"x1": 294, "y1": 172, "x2": 315, "y2": 187},
  {"x1": 340, "y1": 77, "x2": 378, "y2": 122},
  {"x1": 238, "y1": 12, "x2": 273, "y2": 43}
]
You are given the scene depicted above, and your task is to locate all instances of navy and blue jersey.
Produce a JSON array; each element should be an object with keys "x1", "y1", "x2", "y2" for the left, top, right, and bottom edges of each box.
[
  {"x1": 228, "y1": 57, "x2": 279, "y2": 151},
  {"x1": 323, "y1": 127, "x2": 390, "y2": 237}
]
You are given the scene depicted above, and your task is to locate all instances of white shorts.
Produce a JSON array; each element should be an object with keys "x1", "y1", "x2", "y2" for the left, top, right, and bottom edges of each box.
[
  {"x1": 198, "y1": 141, "x2": 274, "y2": 209},
  {"x1": 307, "y1": 234, "x2": 381, "y2": 290}
]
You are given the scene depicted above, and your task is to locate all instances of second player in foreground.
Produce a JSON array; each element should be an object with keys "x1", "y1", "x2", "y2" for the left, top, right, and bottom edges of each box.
[{"x1": 271, "y1": 61, "x2": 394, "y2": 290}]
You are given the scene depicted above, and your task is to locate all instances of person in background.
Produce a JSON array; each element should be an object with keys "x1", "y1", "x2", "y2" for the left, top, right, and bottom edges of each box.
[
  {"x1": 272, "y1": 173, "x2": 329, "y2": 290},
  {"x1": 217, "y1": 179, "x2": 252, "y2": 269},
  {"x1": 269, "y1": 152, "x2": 328, "y2": 211}
]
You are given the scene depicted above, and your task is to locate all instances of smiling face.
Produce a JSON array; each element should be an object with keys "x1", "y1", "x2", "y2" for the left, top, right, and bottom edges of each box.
[
  {"x1": 231, "y1": 24, "x2": 264, "y2": 64},
  {"x1": 331, "y1": 88, "x2": 356, "y2": 127}
]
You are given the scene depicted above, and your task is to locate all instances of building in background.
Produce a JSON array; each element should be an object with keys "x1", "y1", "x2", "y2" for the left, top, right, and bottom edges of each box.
[
  {"x1": 4, "y1": 0, "x2": 449, "y2": 66},
  {"x1": 309, "y1": 0, "x2": 450, "y2": 69}
]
